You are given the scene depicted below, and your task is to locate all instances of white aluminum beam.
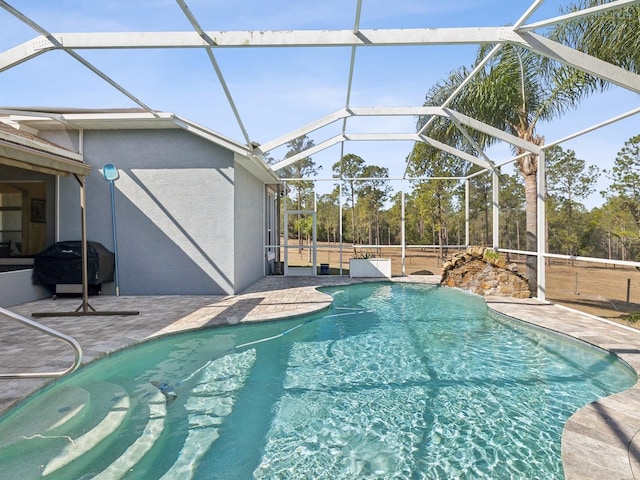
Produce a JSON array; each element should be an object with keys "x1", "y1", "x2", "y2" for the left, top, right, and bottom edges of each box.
[
  {"x1": 256, "y1": 110, "x2": 351, "y2": 154},
  {"x1": 271, "y1": 132, "x2": 417, "y2": 171},
  {"x1": 401, "y1": 186, "x2": 405, "y2": 275},
  {"x1": 518, "y1": 0, "x2": 640, "y2": 32},
  {"x1": 546, "y1": 105, "x2": 640, "y2": 149},
  {"x1": 350, "y1": 106, "x2": 444, "y2": 116},
  {"x1": 518, "y1": 31, "x2": 640, "y2": 94},
  {"x1": 0, "y1": 27, "x2": 525, "y2": 72},
  {"x1": 280, "y1": 175, "x2": 466, "y2": 182},
  {"x1": 444, "y1": 109, "x2": 542, "y2": 154},
  {"x1": 492, "y1": 170, "x2": 500, "y2": 250},
  {"x1": 446, "y1": 113, "x2": 496, "y2": 168},
  {"x1": 257, "y1": 106, "x2": 443, "y2": 155},
  {"x1": 0, "y1": 37, "x2": 47, "y2": 72},
  {"x1": 19, "y1": 26, "x2": 524, "y2": 49},
  {"x1": 347, "y1": 133, "x2": 418, "y2": 141},
  {"x1": 512, "y1": 0, "x2": 546, "y2": 29},
  {"x1": 417, "y1": 134, "x2": 491, "y2": 170},
  {"x1": 266, "y1": 105, "x2": 523, "y2": 172},
  {"x1": 271, "y1": 131, "x2": 491, "y2": 172},
  {"x1": 465, "y1": 179, "x2": 470, "y2": 246},
  {"x1": 271, "y1": 134, "x2": 345, "y2": 171},
  {"x1": 536, "y1": 149, "x2": 547, "y2": 301},
  {"x1": 344, "y1": 0, "x2": 363, "y2": 111}
]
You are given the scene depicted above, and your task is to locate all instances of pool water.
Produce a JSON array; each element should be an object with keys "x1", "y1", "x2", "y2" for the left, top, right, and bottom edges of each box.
[{"x1": 0, "y1": 283, "x2": 635, "y2": 479}]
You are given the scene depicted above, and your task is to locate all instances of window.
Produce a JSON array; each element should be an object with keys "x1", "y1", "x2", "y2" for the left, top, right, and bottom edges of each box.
[{"x1": 0, "y1": 182, "x2": 47, "y2": 257}]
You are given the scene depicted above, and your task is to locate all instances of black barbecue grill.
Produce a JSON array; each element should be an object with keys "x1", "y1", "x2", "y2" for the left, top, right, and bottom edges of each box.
[{"x1": 33, "y1": 241, "x2": 115, "y2": 295}]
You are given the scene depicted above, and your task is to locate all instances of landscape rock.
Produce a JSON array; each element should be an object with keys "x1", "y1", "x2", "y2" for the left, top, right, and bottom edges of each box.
[{"x1": 441, "y1": 247, "x2": 531, "y2": 298}]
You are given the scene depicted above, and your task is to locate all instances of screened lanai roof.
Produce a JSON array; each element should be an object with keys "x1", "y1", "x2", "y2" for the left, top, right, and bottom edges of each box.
[{"x1": 0, "y1": 0, "x2": 639, "y2": 183}]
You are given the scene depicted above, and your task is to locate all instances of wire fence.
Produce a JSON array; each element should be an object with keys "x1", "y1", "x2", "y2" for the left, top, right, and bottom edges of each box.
[{"x1": 544, "y1": 259, "x2": 640, "y2": 324}]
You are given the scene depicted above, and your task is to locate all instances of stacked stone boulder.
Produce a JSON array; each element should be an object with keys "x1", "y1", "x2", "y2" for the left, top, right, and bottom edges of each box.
[{"x1": 441, "y1": 246, "x2": 530, "y2": 298}]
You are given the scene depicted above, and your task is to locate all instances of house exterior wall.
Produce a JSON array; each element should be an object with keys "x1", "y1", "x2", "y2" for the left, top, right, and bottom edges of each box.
[
  {"x1": 0, "y1": 269, "x2": 49, "y2": 307},
  {"x1": 233, "y1": 159, "x2": 265, "y2": 293},
  {"x1": 56, "y1": 128, "x2": 238, "y2": 295}
]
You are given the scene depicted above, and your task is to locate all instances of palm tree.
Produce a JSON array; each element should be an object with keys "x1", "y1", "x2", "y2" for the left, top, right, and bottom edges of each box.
[
  {"x1": 418, "y1": 42, "x2": 599, "y2": 292},
  {"x1": 551, "y1": 0, "x2": 639, "y2": 77}
]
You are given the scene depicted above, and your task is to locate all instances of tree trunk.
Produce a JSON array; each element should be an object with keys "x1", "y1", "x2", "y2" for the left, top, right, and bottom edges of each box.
[
  {"x1": 517, "y1": 132, "x2": 543, "y2": 297},
  {"x1": 523, "y1": 170, "x2": 537, "y2": 294}
]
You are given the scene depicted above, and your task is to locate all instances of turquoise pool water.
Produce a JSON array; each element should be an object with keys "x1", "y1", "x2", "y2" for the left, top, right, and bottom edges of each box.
[{"x1": 0, "y1": 283, "x2": 635, "y2": 479}]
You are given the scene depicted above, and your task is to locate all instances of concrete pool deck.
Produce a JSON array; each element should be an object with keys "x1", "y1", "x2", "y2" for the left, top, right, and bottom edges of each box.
[{"x1": 1, "y1": 274, "x2": 640, "y2": 479}]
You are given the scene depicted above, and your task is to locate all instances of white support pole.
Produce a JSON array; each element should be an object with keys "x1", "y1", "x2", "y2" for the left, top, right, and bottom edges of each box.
[
  {"x1": 283, "y1": 181, "x2": 289, "y2": 274},
  {"x1": 313, "y1": 188, "x2": 317, "y2": 275},
  {"x1": 536, "y1": 150, "x2": 546, "y2": 301},
  {"x1": 339, "y1": 182, "x2": 343, "y2": 276},
  {"x1": 401, "y1": 183, "x2": 406, "y2": 276},
  {"x1": 465, "y1": 178, "x2": 470, "y2": 247},
  {"x1": 492, "y1": 169, "x2": 500, "y2": 250}
]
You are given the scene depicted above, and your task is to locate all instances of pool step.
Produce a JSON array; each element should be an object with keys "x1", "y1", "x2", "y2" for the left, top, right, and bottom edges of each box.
[
  {"x1": 43, "y1": 382, "x2": 130, "y2": 476},
  {"x1": 91, "y1": 388, "x2": 166, "y2": 480},
  {"x1": 160, "y1": 348, "x2": 257, "y2": 479}
]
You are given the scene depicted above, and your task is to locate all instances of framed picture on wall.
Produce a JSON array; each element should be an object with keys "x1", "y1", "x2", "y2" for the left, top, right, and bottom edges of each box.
[{"x1": 31, "y1": 199, "x2": 46, "y2": 223}]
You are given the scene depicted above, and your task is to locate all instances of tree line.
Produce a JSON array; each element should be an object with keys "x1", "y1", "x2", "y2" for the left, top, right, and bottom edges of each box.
[{"x1": 278, "y1": 134, "x2": 640, "y2": 259}]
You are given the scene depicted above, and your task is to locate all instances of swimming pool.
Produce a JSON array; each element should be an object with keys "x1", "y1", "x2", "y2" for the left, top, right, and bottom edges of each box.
[{"x1": 0, "y1": 283, "x2": 635, "y2": 479}]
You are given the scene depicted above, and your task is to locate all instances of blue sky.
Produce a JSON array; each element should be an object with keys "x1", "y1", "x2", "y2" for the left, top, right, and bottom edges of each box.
[{"x1": 1, "y1": 0, "x2": 638, "y2": 208}]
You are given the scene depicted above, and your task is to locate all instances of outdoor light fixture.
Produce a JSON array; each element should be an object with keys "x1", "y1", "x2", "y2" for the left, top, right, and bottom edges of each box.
[{"x1": 101, "y1": 164, "x2": 121, "y2": 296}]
